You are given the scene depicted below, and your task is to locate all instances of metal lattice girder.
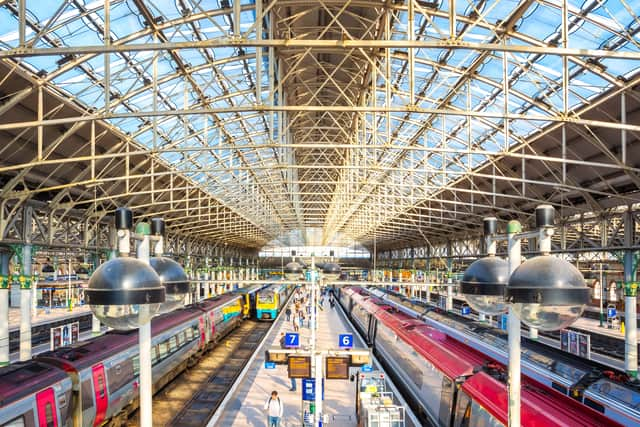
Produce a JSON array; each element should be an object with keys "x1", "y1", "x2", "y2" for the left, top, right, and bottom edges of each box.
[{"x1": 0, "y1": 0, "x2": 639, "y2": 255}]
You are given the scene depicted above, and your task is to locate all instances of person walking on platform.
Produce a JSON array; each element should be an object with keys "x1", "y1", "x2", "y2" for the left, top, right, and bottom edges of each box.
[
  {"x1": 285, "y1": 306, "x2": 292, "y2": 321},
  {"x1": 298, "y1": 311, "x2": 305, "y2": 329},
  {"x1": 264, "y1": 390, "x2": 283, "y2": 427}
]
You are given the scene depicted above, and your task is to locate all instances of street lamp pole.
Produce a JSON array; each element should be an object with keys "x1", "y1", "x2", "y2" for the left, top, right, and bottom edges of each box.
[{"x1": 506, "y1": 220, "x2": 522, "y2": 427}]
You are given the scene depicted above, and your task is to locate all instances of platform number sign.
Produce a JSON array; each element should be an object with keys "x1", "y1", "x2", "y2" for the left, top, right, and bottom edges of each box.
[
  {"x1": 607, "y1": 307, "x2": 617, "y2": 319},
  {"x1": 285, "y1": 332, "x2": 300, "y2": 348},
  {"x1": 339, "y1": 334, "x2": 353, "y2": 349}
]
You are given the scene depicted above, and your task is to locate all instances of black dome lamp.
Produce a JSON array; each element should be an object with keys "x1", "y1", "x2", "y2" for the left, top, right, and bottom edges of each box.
[
  {"x1": 322, "y1": 262, "x2": 341, "y2": 282},
  {"x1": 85, "y1": 208, "x2": 165, "y2": 330},
  {"x1": 150, "y1": 218, "x2": 189, "y2": 314},
  {"x1": 284, "y1": 261, "x2": 303, "y2": 281},
  {"x1": 506, "y1": 205, "x2": 590, "y2": 331},
  {"x1": 461, "y1": 217, "x2": 510, "y2": 316}
]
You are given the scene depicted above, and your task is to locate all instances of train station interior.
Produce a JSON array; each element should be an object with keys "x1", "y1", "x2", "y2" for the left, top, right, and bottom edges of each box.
[{"x1": 0, "y1": 0, "x2": 639, "y2": 426}]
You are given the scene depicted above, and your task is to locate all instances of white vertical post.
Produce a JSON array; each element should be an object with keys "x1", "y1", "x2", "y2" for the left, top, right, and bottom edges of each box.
[
  {"x1": 507, "y1": 220, "x2": 522, "y2": 427},
  {"x1": 20, "y1": 244, "x2": 32, "y2": 361},
  {"x1": 136, "y1": 225, "x2": 153, "y2": 427},
  {"x1": 139, "y1": 318, "x2": 152, "y2": 427},
  {"x1": 0, "y1": 251, "x2": 10, "y2": 366},
  {"x1": 446, "y1": 278, "x2": 453, "y2": 311}
]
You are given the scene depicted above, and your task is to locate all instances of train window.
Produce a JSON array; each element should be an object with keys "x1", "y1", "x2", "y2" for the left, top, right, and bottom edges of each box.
[
  {"x1": 108, "y1": 360, "x2": 133, "y2": 392},
  {"x1": 439, "y1": 377, "x2": 454, "y2": 426},
  {"x1": 186, "y1": 327, "x2": 194, "y2": 341},
  {"x1": 168, "y1": 336, "x2": 177, "y2": 352},
  {"x1": 97, "y1": 375, "x2": 105, "y2": 398},
  {"x1": 58, "y1": 393, "x2": 67, "y2": 408},
  {"x1": 2, "y1": 416, "x2": 25, "y2": 427},
  {"x1": 469, "y1": 401, "x2": 502, "y2": 427},
  {"x1": 158, "y1": 342, "x2": 168, "y2": 359},
  {"x1": 151, "y1": 347, "x2": 158, "y2": 365},
  {"x1": 453, "y1": 391, "x2": 471, "y2": 427},
  {"x1": 584, "y1": 397, "x2": 605, "y2": 413},
  {"x1": 45, "y1": 402, "x2": 55, "y2": 427},
  {"x1": 133, "y1": 356, "x2": 140, "y2": 376},
  {"x1": 551, "y1": 382, "x2": 568, "y2": 395}
]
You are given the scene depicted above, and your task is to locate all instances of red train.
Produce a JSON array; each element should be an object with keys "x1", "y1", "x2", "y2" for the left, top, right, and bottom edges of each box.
[
  {"x1": 338, "y1": 286, "x2": 622, "y2": 427},
  {"x1": 0, "y1": 293, "x2": 248, "y2": 427}
]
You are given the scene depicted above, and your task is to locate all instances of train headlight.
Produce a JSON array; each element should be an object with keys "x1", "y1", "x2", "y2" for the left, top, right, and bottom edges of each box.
[
  {"x1": 506, "y1": 256, "x2": 589, "y2": 331},
  {"x1": 460, "y1": 256, "x2": 509, "y2": 316},
  {"x1": 85, "y1": 257, "x2": 164, "y2": 330}
]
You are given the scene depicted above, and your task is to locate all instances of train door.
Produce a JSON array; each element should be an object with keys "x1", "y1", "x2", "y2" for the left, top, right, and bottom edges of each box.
[
  {"x1": 249, "y1": 292, "x2": 257, "y2": 318},
  {"x1": 35, "y1": 388, "x2": 58, "y2": 427},
  {"x1": 91, "y1": 364, "x2": 108, "y2": 427},
  {"x1": 198, "y1": 316, "x2": 206, "y2": 349}
]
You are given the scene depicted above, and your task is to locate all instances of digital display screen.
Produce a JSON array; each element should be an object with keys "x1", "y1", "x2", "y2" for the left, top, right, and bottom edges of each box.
[
  {"x1": 288, "y1": 356, "x2": 311, "y2": 378},
  {"x1": 325, "y1": 356, "x2": 350, "y2": 380}
]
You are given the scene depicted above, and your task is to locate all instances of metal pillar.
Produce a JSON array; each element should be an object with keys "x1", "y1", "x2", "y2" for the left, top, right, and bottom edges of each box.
[
  {"x1": 507, "y1": 220, "x2": 522, "y2": 427},
  {"x1": 136, "y1": 223, "x2": 153, "y2": 427},
  {"x1": 20, "y1": 244, "x2": 32, "y2": 361},
  {"x1": 0, "y1": 250, "x2": 10, "y2": 366},
  {"x1": 624, "y1": 208, "x2": 638, "y2": 377}
]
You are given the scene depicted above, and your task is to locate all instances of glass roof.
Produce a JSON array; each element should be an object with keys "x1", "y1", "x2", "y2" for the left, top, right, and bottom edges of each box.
[{"x1": 0, "y1": 0, "x2": 638, "y2": 248}]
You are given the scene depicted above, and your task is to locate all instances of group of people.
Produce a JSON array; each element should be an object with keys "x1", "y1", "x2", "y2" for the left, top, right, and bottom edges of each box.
[{"x1": 265, "y1": 287, "x2": 338, "y2": 426}]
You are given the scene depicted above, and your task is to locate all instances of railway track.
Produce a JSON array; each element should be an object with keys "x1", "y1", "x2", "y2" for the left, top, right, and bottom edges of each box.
[{"x1": 127, "y1": 320, "x2": 272, "y2": 427}]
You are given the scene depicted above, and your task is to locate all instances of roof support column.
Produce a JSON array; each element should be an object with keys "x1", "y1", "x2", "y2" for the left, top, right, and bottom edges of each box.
[{"x1": 624, "y1": 207, "x2": 638, "y2": 377}]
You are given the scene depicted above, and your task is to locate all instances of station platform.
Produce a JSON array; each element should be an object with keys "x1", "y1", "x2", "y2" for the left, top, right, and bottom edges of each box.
[
  {"x1": 9, "y1": 305, "x2": 92, "y2": 330},
  {"x1": 211, "y1": 301, "x2": 358, "y2": 426},
  {"x1": 211, "y1": 296, "x2": 417, "y2": 427}
]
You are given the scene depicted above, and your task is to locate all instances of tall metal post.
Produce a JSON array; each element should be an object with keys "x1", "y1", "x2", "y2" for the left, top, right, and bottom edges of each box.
[
  {"x1": 20, "y1": 244, "x2": 32, "y2": 361},
  {"x1": 0, "y1": 249, "x2": 10, "y2": 366},
  {"x1": 507, "y1": 220, "x2": 522, "y2": 427},
  {"x1": 136, "y1": 222, "x2": 153, "y2": 427},
  {"x1": 624, "y1": 208, "x2": 638, "y2": 377}
]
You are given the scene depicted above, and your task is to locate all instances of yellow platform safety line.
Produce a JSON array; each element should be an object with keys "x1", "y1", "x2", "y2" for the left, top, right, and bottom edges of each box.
[{"x1": 621, "y1": 321, "x2": 625, "y2": 335}]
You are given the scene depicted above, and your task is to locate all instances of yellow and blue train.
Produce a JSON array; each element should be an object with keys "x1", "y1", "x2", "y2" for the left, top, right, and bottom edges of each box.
[{"x1": 256, "y1": 283, "x2": 293, "y2": 320}]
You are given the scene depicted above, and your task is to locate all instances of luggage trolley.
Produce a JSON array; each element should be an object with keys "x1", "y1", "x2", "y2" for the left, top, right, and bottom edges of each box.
[{"x1": 355, "y1": 371, "x2": 405, "y2": 427}]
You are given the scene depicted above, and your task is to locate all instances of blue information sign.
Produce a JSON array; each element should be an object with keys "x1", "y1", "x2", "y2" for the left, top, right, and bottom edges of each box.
[
  {"x1": 264, "y1": 361, "x2": 276, "y2": 369},
  {"x1": 285, "y1": 332, "x2": 300, "y2": 348},
  {"x1": 361, "y1": 364, "x2": 373, "y2": 373},
  {"x1": 302, "y1": 378, "x2": 324, "y2": 401},
  {"x1": 500, "y1": 314, "x2": 508, "y2": 330},
  {"x1": 461, "y1": 305, "x2": 471, "y2": 315},
  {"x1": 339, "y1": 334, "x2": 353, "y2": 349},
  {"x1": 607, "y1": 307, "x2": 617, "y2": 318}
]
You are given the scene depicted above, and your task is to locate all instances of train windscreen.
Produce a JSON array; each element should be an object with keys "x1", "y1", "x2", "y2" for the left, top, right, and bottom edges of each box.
[{"x1": 258, "y1": 293, "x2": 274, "y2": 304}]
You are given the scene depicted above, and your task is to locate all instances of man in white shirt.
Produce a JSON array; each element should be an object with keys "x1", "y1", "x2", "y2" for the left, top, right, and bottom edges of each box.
[{"x1": 264, "y1": 390, "x2": 284, "y2": 427}]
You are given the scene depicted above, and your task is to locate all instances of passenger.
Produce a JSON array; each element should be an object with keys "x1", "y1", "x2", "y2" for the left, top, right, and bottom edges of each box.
[
  {"x1": 292, "y1": 316, "x2": 299, "y2": 332},
  {"x1": 279, "y1": 332, "x2": 286, "y2": 349},
  {"x1": 285, "y1": 306, "x2": 292, "y2": 321},
  {"x1": 264, "y1": 390, "x2": 284, "y2": 427},
  {"x1": 298, "y1": 311, "x2": 304, "y2": 328}
]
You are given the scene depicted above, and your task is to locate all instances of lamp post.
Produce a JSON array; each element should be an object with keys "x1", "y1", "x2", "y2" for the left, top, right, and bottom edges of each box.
[
  {"x1": 85, "y1": 208, "x2": 166, "y2": 427},
  {"x1": 461, "y1": 205, "x2": 590, "y2": 427}
]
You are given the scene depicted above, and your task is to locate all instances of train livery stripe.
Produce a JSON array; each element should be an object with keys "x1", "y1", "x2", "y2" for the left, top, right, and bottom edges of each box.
[
  {"x1": 35, "y1": 387, "x2": 58, "y2": 427},
  {"x1": 91, "y1": 364, "x2": 108, "y2": 427}
]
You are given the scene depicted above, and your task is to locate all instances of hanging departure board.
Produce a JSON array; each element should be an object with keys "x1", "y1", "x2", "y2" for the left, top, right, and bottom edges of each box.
[
  {"x1": 325, "y1": 356, "x2": 350, "y2": 380},
  {"x1": 288, "y1": 356, "x2": 311, "y2": 378}
]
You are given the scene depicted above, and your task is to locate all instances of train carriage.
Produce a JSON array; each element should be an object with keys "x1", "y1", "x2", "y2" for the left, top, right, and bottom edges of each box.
[
  {"x1": 256, "y1": 284, "x2": 290, "y2": 320},
  {"x1": 361, "y1": 285, "x2": 640, "y2": 426},
  {"x1": 0, "y1": 293, "x2": 247, "y2": 427},
  {"x1": 0, "y1": 361, "x2": 73, "y2": 427},
  {"x1": 339, "y1": 286, "x2": 622, "y2": 427}
]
